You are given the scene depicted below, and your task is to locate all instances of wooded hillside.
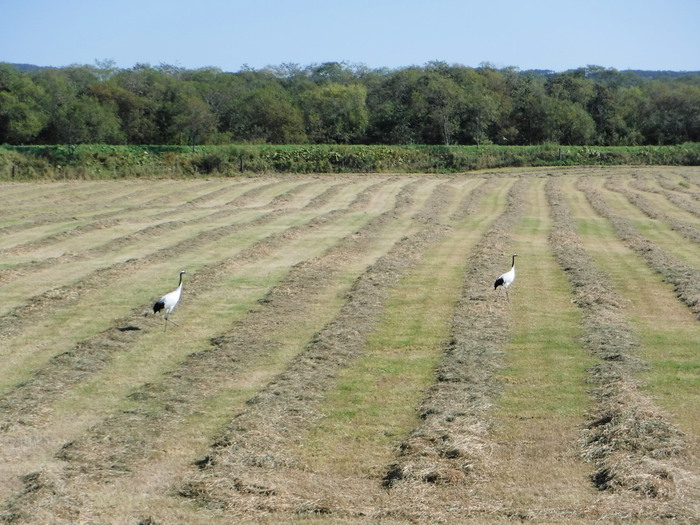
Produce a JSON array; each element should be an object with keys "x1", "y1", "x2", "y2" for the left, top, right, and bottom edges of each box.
[{"x1": 1, "y1": 62, "x2": 699, "y2": 147}]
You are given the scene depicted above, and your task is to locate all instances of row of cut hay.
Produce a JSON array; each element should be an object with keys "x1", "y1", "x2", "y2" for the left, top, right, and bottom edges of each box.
[
  {"x1": 613, "y1": 178, "x2": 700, "y2": 247},
  {"x1": 0, "y1": 178, "x2": 232, "y2": 238},
  {"x1": 672, "y1": 168, "x2": 700, "y2": 190},
  {"x1": 578, "y1": 178, "x2": 700, "y2": 320},
  {"x1": 178, "y1": 179, "x2": 473, "y2": 518},
  {"x1": 0, "y1": 179, "x2": 284, "y2": 325},
  {"x1": 0, "y1": 201, "x2": 314, "y2": 417},
  {"x1": 3, "y1": 169, "x2": 695, "y2": 523},
  {"x1": 546, "y1": 178, "x2": 695, "y2": 520},
  {"x1": 655, "y1": 175, "x2": 700, "y2": 204},
  {"x1": 0, "y1": 176, "x2": 451, "y2": 522},
  {"x1": 0, "y1": 177, "x2": 322, "y2": 253},
  {"x1": 0, "y1": 176, "x2": 410, "y2": 521},
  {"x1": 383, "y1": 177, "x2": 528, "y2": 488},
  {"x1": 0, "y1": 174, "x2": 396, "y2": 399},
  {"x1": 629, "y1": 175, "x2": 700, "y2": 220},
  {"x1": 55, "y1": 179, "x2": 427, "y2": 483},
  {"x1": 0, "y1": 177, "x2": 377, "y2": 341}
]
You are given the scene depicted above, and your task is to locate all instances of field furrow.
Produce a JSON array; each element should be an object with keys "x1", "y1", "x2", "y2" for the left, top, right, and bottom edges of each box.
[
  {"x1": 548, "y1": 178, "x2": 700, "y2": 521},
  {"x1": 577, "y1": 178, "x2": 700, "y2": 319},
  {"x1": 0, "y1": 176, "x2": 452, "y2": 521},
  {"x1": 175, "y1": 179, "x2": 476, "y2": 518},
  {"x1": 0, "y1": 168, "x2": 698, "y2": 525},
  {"x1": 0, "y1": 177, "x2": 405, "y2": 418}
]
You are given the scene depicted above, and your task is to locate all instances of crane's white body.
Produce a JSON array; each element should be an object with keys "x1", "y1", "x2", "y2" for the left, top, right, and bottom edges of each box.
[
  {"x1": 153, "y1": 270, "x2": 186, "y2": 330},
  {"x1": 494, "y1": 254, "x2": 518, "y2": 299}
]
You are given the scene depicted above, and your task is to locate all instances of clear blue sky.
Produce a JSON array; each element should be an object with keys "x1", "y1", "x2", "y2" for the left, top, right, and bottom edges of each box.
[{"x1": 2, "y1": 0, "x2": 699, "y2": 72}]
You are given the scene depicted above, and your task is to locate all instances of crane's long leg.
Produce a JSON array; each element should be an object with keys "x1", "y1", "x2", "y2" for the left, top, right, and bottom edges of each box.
[{"x1": 163, "y1": 316, "x2": 180, "y2": 331}]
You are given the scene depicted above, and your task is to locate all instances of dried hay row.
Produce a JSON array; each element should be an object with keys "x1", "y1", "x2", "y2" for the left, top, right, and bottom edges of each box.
[
  {"x1": 546, "y1": 179, "x2": 698, "y2": 521},
  {"x1": 0, "y1": 178, "x2": 397, "y2": 428},
  {"x1": 0, "y1": 177, "x2": 380, "y2": 341},
  {"x1": 578, "y1": 178, "x2": 700, "y2": 320},
  {"x1": 0, "y1": 178, "x2": 324, "y2": 280},
  {"x1": 0, "y1": 176, "x2": 437, "y2": 522},
  {"x1": 449, "y1": 177, "x2": 503, "y2": 221},
  {"x1": 0, "y1": 181, "x2": 151, "y2": 224},
  {"x1": 0, "y1": 219, "x2": 188, "y2": 283},
  {"x1": 178, "y1": 179, "x2": 471, "y2": 516},
  {"x1": 263, "y1": 179, "x2": 332, "y2": 209},
  {"x1": 383, "y1": 178, "x2": 528, "y2": 488},
  {"x1": 302, "y1": 178, "x2": 355, "y2": 210},
  {"x1": 611, "y1": 178, "x2": 700, "y2": 246},
  {"x1": 0, "y1": 216, "x2": 129, "y2": 257},
  {"x1": 53, "y1": 178, "x2": 427, "y2": 482},
  {"x1": 654, "y1": 173, "x2": 700, "y2": 203},
  {"x1": 0, "y1": 214, "x2": 273, "y2": 334},
  {"x1": 0, "y1": 205, "x2": 278, "y2": 340},
  {"x1": 675, "y1": 169, "x2": 700, "y2": 191},
  {"x1": 0, "y1": 178, "x2": 222, "y2": 235},
  {"x1": 3, "y1": 170, "x2": 695, "y2": 524},
  {"x1": 629, "y1": 175, "x2": 700, "y2": 219}
]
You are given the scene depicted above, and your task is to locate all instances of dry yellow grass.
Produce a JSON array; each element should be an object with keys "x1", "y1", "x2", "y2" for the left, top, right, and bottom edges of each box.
[
  {"x1": 0, "y1": 168, "x2": 698, "y2": 524},
  {"x1": 486, "y1": 177, "x2": 597, "y2": 515}
]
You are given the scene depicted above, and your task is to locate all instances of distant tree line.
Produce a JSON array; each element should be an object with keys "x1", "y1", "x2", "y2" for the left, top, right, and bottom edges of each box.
[{"x1": 1, "y1": 61, "x2": 699, "y2": 147}]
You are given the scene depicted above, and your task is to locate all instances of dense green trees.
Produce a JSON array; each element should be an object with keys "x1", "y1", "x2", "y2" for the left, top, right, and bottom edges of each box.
[
  {"x1": 0, "y1": 61, "x2": 698, "y2": 146},
  {"x1": 0, "y1": 64, "x2": 47, "y2": 143}
]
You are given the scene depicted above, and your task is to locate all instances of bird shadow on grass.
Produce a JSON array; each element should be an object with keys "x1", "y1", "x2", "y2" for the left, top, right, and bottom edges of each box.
[{"x1": 117, "y1": 325, "x2": 141, "y2": 332}]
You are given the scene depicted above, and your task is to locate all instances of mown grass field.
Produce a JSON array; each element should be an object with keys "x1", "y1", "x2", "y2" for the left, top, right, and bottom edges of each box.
[{"x1": 0, "y1": 167, "x2": 699, "y2": 524}]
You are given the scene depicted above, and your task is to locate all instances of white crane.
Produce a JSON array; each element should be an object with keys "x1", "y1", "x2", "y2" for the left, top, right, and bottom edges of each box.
[
  {"x1": 494, "y1": 254, "x2": 518, "y2": 300},
  {"x1": 153, "y1": 270, "x2": 187, "y2": 331}
]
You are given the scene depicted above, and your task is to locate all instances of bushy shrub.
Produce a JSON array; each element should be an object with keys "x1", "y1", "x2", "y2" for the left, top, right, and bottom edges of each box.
[{"x1": 1, "y1": 143, "x2": 698, "y2": 180}]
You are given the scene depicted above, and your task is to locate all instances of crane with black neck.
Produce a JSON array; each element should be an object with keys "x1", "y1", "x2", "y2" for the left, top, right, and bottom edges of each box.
[
  {"x1": 494, "y1": 254, "x2": 518, "y2": 300},
  {"x1": 152, "y1": 270, "x2": 187, "y2": 331}
]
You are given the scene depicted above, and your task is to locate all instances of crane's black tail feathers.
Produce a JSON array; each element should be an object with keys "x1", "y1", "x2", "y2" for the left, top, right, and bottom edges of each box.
[
  {"x1": 153, "y1": 300, "x2": 165, "y2": 314},
  {"x1": 494, "y1": 277, "x2": 504, "y2": 290}
]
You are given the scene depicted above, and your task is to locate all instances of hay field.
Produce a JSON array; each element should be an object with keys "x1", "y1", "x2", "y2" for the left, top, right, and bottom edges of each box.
[{"x1": 1, "y1": 167, "x2": 699, "y2": 524}]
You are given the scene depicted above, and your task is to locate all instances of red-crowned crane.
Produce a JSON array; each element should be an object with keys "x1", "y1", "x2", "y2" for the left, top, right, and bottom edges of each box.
[
  {"x1": 153, "y1": 270, "x2": 187, "y2": 331},
  {"x1": 494, "y1": 254, "x2": 518, "y2": 300}
]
